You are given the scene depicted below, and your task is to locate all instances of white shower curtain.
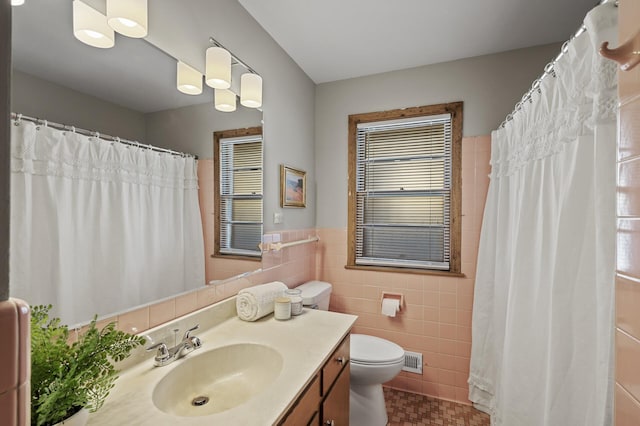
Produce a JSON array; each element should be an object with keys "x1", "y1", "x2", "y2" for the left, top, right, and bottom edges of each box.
[
  {"x1": 469, "y1": 4, "x2": 618, "y2": 426},
  {"x1": 10, "y1": 120, "x2": 205, "y2": 327}
]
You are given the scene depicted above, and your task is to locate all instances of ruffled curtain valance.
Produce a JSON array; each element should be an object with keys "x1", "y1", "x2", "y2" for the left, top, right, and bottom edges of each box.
[
  {"x1": 490, "y1": 7, "x2": 618, "y2": 179},
  {"x1": 11, "y1": 121, "x2": 198, "y2": 189}
]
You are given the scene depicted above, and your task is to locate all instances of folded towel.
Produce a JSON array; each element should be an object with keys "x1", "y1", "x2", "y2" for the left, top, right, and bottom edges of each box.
[{"x1": 236, "y1": 281, "x2": 287, "y2": 321}]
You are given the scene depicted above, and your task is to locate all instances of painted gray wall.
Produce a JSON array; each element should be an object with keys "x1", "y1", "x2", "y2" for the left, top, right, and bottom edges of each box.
[
  {"x1": 11, "y1": 70, "x2": 147, "y2": 143},
  {"x1": 1, "y1": 3, "x2": 10, "y2": 301},
  {"x1": 314, "y1": 43, "x2": 561, "y2": 229},
  {"x1": 145, "y1": 103, "x2": 262, "y2": 159},
  {"x1": 145, "y1": 0, "x2": 316, "y2": 231}
]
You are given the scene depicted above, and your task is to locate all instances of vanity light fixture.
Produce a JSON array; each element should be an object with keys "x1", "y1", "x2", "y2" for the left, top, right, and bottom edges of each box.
[
  {"x1": 106, "y1": 0, "x2": 148, "y2": 38},
  {"x1": 240, "y1": 73, "x2": 263, "y2": 108},
  {"x1": 206, "y1": 47, "x2": 232, "y2": 89},
  {"x1": 72, "y1": 0, "x2": 115, "y2": 49},
  {"x1": 11, "y1": 0, "x2": 25, "y2": 6},
  {"x1": 177, "y1": 61, "x2": 203, "y2": 95},
  {"x1": 214, "y1": 89, "x2": 237, "y2": 112}
]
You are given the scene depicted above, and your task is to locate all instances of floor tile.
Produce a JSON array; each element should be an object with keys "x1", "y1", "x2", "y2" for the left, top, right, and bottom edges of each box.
[{"x1": 384, "y1": 387, "x2": 490, "y2": 426}]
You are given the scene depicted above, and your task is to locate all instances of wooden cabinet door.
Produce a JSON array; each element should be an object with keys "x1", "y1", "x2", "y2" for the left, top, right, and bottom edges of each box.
[
  {"x1": 321, "y1": 364, "x2": 350, "y2": 426},
  {"x1": 281, "y1": 375, "x2": 321, "y2": 426},
  {"x1": 322, "y1": 335, "x2": 350, "y2": 395}
]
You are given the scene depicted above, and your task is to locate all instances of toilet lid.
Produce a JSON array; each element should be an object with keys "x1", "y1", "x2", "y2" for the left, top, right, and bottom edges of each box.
[{"x1": 350, "y1": 334, "x2": 405, "y2": 364}]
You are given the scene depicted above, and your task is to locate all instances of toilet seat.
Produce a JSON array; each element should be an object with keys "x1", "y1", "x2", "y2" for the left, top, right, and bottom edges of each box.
[
  {"x1": 350, "y1": 334, "x2": 405, "y2": 365},
  {"x1": 351, "y1": 358, "x2": 404, "y2": 366}
]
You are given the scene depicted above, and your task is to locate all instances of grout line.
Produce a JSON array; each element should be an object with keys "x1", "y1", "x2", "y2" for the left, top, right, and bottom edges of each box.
[
  {"x1": 617, "y1": 326, "x2": 640, "y2": 345},
  {"x1": 617, "y1": 155, "x2": 640, "y2": 164},
  {"x1": 616, "y1": 273, "x2": 640, "y2": 283},
  {"x1": 616, "y1": 382, "x2": 640, "y2": 408},
  {"x1": 619, "y1": 92, "x2": 640, "y2": 108}
]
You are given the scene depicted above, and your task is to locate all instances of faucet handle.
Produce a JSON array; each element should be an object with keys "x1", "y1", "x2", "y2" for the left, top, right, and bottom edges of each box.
[
  {"x1": 190, "y1": 336, "x2": 202, "y2": 349},
  {"x1": 147, "y1": 342, "x2": 168, "y2": 352},
  {"x1": 147, "y1": 342, "x2": 169, "y2": 357},
  {"x1": 183, "y1": 324, "x2": 200, "y2": 340}
]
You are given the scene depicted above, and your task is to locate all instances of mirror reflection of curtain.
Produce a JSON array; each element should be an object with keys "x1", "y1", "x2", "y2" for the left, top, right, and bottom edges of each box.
[
  {"x1": 9, "y1": 120, "x2": 204, "y2": 327},
  {"x1": 469, "y1": 4, "x2": 618, "y2": 425}
]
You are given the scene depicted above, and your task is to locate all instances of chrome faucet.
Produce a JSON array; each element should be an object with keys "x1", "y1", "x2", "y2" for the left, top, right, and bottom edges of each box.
[{"x1": 146, "y1": 324, "x2": 202, "y2": 367}]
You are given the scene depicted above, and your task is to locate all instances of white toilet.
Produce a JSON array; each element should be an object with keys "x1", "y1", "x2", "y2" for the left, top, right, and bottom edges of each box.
[{"x1": 296, "y1": 281, "x2": 405, "y2": 426}]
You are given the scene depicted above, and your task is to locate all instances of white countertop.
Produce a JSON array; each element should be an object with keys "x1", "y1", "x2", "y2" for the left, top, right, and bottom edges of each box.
[{"x1": 88, "y1": 308, "x2": 357, "y2": 426}]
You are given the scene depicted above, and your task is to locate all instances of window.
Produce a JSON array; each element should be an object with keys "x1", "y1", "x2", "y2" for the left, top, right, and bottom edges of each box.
[
  {"x1": 214, "y1": 127, "x2": 263, "y2": 259},
  {"x1": 347, "y1": 103, "x2": 462, "y2": 274}
]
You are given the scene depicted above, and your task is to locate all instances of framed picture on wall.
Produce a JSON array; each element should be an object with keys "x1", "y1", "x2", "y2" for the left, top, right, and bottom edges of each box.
[{"x1": 280, "y1": 165, "x2": 306, "y2": 208}]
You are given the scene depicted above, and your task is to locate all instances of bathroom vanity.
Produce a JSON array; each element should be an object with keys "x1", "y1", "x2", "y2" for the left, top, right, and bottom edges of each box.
[
  {"x1": 279, "y1": 334, "x2": 350, "y2": 425},
  {"x1": 87, "y1": 298, "x2": 356, "y2": 426}
]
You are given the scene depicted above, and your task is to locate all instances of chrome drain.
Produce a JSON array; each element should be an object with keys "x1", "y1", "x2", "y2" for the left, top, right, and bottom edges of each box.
[{"x1": 191, "y1": 396, "x2": 210, "y2": 407}]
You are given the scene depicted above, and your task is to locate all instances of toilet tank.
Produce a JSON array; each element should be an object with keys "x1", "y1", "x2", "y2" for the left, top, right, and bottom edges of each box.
[{"x1": 296, "y1": 281, "x2": 332, "y2": 311}]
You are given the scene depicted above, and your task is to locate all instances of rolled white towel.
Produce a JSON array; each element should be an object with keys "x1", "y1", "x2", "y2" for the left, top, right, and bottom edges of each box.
[{"x1": 236, "y1": 281, "x2": 287, "y2": 321}]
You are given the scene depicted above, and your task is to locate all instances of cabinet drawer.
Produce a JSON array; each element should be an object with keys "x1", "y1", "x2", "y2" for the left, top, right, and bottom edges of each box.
[
  {"x1": 281, "y1": 374, "x2": 321, "y2": 426},
  {"x1": 322, "y1": 334, "x2": 350, "y2": 395}
]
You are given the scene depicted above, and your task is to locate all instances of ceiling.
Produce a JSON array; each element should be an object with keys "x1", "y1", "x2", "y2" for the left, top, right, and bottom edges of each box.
[{"x1": 238, "y1": 0, "x2": 601, "y2": 84}]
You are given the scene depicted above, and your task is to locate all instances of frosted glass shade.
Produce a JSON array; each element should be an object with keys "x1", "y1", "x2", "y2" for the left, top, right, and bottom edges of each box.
[
  {"x1": 206, "y1": 47, "x2": 232, "y2": 89},
  {"x1": 11, "y1": 0, "x2": 25, "y2": 6},
  {"x1": 177, "y1": 61, "x2": 203, "y2": 95},
  {"x1": 215, "y1": 89, "x2": 237, "y2": 112},
  {"x1": 73, "y1": 0, "x2": 115, "y2": 49},
  {"x1": 240, "y1": 73, "x2": 263, "y2": 108},
  {"x1": 107, "y1": 0, "x2": 148, "y2": 38}
]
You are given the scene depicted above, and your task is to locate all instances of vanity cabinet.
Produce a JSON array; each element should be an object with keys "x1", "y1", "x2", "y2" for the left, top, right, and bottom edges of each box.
[
  {"x1": 321, "y1": 363, "x2": 350, "y2": 426},
  {"x1": 279, "y1": 334, "x2": 351, "y2": 426}
]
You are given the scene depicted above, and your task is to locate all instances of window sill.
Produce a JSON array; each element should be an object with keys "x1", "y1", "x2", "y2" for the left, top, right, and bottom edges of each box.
[
  {"x1": 344, "y1": 264, "x2": 465, "y2": 278},
  {"x1": 211, "y1": 253, "x2": 262, "y2": 262}
]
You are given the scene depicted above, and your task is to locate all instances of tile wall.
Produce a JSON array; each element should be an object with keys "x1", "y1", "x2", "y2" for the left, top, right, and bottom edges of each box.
[
  {"x1": 316, "y1": 136, "x2": 491, "y2": 404},
  {"x1": 0, "y1": 299, "x2": 30, "y2": 425},
  {"x1": 615, "y1": 0, "x2": 640, "y2": 424}
]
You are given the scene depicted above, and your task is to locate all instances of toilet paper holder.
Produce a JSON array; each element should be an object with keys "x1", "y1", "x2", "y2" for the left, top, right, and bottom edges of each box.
[{"x1": 380, "y1": 292, "x2": 404, "y2": 311}]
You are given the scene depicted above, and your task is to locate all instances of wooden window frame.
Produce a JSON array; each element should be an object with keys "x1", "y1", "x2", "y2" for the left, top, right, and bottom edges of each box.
[
  {"x1": 213, "y1": 126, "x2": 263, "y2": 261},
  {"x1": 347, "y1": 102, "x2": 463, "y2": 276}
]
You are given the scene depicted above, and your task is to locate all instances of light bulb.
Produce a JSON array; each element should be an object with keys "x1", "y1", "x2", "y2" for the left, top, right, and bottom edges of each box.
[
  {"x1": 240, "y1": 73, "x2": 263, "y2": 108},
  {"x1": 107, "y1": 0, "x2": 148, "y2": 38},
  {"x1": 206, "y1": 47, "x2": 232, "y2": 89},
  {"x1": 177, "y1": 61, "x2": 203, "y2": 96},
  {"x1": 215, "y1": 89, "x2": 236, "y2": 112},
  {"x1": 73, "y1": 0, "x2": 115, "y2": 49}
]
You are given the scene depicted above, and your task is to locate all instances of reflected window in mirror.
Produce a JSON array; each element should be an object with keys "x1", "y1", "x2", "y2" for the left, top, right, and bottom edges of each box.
[{"x1": 214, "y1": 127, "x2": 263, "y2": 259}]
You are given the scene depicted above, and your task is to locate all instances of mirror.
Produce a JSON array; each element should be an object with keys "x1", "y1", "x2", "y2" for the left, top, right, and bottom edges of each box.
[{"x1": 10, "y1": 0, "x2": 263, "y2": 326}]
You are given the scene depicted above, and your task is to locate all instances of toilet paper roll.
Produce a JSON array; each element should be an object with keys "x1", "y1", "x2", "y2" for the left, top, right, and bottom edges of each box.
[{"x1": 381, "y1": 298, "x2": 400, "y2": 317}]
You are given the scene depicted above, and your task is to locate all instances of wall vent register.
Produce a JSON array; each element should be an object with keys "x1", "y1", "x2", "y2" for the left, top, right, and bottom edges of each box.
[{"x1": 402, "y1": 351, "x2": 423, "y2": 375}]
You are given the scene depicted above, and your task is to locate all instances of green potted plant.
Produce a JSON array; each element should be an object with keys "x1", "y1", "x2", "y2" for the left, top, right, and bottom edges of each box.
[{"x1": 30, "y1": 305, "x2": 145, "y2": 426}]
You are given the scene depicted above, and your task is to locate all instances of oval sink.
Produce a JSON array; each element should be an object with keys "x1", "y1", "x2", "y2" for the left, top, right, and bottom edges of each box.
[{"x1": 152, "y1": 343, "x2": 283, "y2": 417}]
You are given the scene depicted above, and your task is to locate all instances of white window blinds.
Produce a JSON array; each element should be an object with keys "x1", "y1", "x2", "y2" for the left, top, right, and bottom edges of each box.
[
  {"x1": 219, "y1": 135, "x2": 263, "y2": 257},
  {"x1": 355, "y1": 114, "x2": 452, "y2": 270}
]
